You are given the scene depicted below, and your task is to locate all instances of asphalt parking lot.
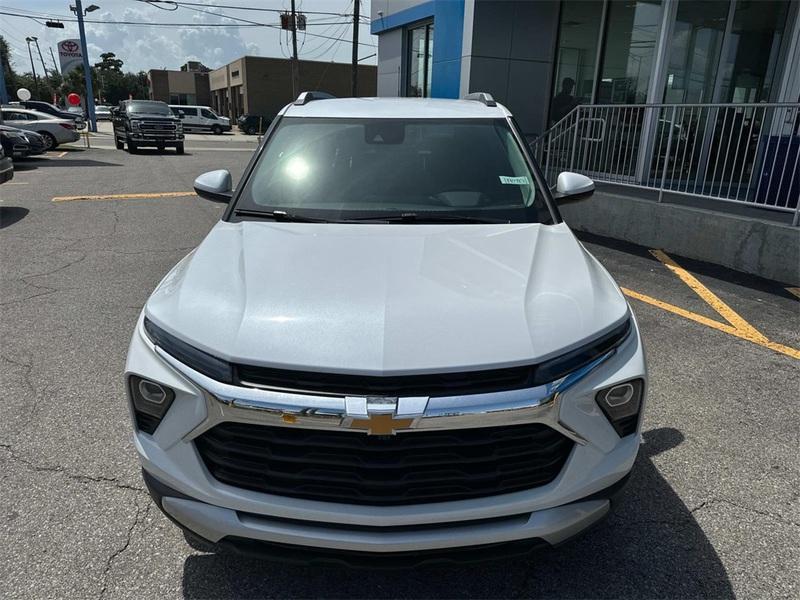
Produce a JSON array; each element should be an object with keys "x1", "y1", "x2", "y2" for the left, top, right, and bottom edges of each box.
[{"x1": 1, "y1": 139, "x2": 798, "y2": 599}]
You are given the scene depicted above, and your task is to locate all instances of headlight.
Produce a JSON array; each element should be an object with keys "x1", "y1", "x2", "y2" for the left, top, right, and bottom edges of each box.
[
  {"x1": 144, "y1": 317, "x2": 233, "y2": 383},
  {"x1": 175, "y1": 122, "x2": 183, "y2": 132},
  {"x1": 131, "y1": 120, "x2": 141, "y2": 129},
  {"x1": 595, "y1": 378, "x2": 644, "y2": 437},
  {"x1": 128, "y1": 374, "x2": 175, "y2": 434}
]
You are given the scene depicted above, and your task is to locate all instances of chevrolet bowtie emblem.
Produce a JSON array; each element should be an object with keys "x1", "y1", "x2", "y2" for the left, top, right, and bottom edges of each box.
[{"x1": 349, "y1": 413, "x2": 414, "y2": 435}]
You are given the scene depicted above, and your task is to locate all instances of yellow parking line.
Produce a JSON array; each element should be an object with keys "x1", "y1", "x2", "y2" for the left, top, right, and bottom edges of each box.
[
  {"x1": 787, "y1": 287, "x2": 800, "y2": 300},
  {"x1": 650, "y1": 249, "x2": 769, "y2": 343},
  {"x1": 57, "y1": 151, "x2": 67, "y2": 158},
  {"x1": 621, "y1": 288, "x2": 800, "y2": 360},
  {"x1": 52, "y1": 191, "x2": 196, "y2": 202}
]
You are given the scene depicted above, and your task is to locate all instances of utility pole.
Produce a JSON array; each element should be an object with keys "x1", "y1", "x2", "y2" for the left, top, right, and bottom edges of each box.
[
  {"x1": 0, "y1": 53, "x2": 8, "y2": 104},
  {"x1": 49, "y1": 47, "x2": 61, "y2": 75},
  {"x1": 33, "y1": 38, "x2": 49, "y2": 83},
  {"x1": 351, "y1": 0, "x2": 359, "y2": 96},
  {"x1": 73, "y1": 0, "x2": 97, "y2": 132},
  {"x1": 290, "y1": 0, "x2": 299, "y2": 98},
  {"x1": 25, "y1": 38, "x2": 40, "y2": 99}
]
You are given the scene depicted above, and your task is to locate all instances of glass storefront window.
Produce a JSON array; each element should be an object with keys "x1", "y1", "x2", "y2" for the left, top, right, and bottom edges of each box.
[
  {"x1": 407, "y1": 22, "x2": 434, "y2": 98},
  {"x1": 718, "y1": 0, "x2": 789, "y2": 103},
  {"x1": 551, "y1": 0, "x2": 604, "y2": 123},
  {"x1": 597, "y1": 0, "x2": 663, "y2": 104},
  {"x1": 664, "y1": 0, "x2": 728, "y2": 103}
]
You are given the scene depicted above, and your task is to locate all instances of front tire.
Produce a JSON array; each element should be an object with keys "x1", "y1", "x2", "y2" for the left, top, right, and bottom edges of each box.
[
  {"x1": 246, "y1": 125, "x2": 256, "y2": 135},
  {"x1": 115, "y1": 137, "x2": 124, "y2": 150},
  {"x1": 211, "y1": 125, "x2": 222, "y2": 135},
  {"x1": 127, "y1": 141, "x2": 138, "y2": 153},
  {"x1": 39, "y1": 132, "x2": 57, "y2": 151},
  {"x1": 175, "y1": 143, "x2": 185, "y2": 155}
]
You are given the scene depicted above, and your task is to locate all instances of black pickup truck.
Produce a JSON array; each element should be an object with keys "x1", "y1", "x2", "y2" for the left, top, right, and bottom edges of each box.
[{"x1": 112, "y1": 100, "x2": 185, "y2": 154}]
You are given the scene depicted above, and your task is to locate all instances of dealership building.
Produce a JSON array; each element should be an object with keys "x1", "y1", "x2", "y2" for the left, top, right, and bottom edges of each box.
[
  {"x1": 371, "y1": 0, "x2": 799, "y2": 281},
  {"x1": 148, "y1": 62, "x2": 212, "y2": 106},
  {"x1": 209, "y1": 56, "x2": 377, "y2": 121},
  {"x1": 371, "y1": 0, "x2": 799, "y2": 135}
]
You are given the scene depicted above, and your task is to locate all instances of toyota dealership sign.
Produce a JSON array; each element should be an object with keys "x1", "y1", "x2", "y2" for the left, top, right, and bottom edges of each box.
[{"x1": 58, "y1": 39, "x2": 83, "y2": 75}]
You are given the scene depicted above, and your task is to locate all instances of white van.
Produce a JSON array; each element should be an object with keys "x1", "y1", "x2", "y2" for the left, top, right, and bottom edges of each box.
[{"x1": 169, "y1": 105, "x2": 231, "y2": 135}]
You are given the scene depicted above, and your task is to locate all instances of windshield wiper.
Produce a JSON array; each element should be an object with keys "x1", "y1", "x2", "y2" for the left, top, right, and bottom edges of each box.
[
  {"x1": 234, "y1": 209, "x2": 332, "y2": 223},
  {"x1": 344, "y1": 212, "x2": 510, "y2": 224}
]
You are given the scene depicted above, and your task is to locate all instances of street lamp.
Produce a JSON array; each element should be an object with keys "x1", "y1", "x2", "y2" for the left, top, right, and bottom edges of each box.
[
  {"x1": 68, "y1": 1, "x2": 98, "y2": 132},
  {"x1": 25, "y1": 37, "x2": 40, "y2": 99}
]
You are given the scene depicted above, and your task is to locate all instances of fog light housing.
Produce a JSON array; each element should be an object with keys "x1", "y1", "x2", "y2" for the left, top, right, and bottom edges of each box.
[
  {"x1": 595, "y1": 379, "x2": 644, "y2": 437},
  {"x1": 129, "y1": 375, "x2": 175, "y2": 434}
]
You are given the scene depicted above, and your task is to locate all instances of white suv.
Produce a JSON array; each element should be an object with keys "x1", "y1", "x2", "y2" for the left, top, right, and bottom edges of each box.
[{"x1": 126, "y1": 92, "x2": 646, "y2": 566}]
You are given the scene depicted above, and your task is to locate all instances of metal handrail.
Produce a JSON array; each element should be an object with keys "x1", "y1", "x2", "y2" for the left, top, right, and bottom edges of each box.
[{"x1": 530, "y1": 102, "x2": 800, "y2": 225}]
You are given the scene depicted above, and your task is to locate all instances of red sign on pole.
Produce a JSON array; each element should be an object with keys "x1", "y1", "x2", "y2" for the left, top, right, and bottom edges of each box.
[{"x1": 67, "y1": 92, "x2": 81, "y2": 106}]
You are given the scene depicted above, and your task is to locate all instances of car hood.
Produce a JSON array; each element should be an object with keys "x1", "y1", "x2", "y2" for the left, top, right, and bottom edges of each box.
[{"x1": 145, "y1": 221, "x2": 629, "y2": 374}]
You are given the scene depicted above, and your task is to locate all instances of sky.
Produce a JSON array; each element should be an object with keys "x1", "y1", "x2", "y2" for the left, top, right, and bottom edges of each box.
[{"x1": 0, "y1": 0, "x2": 377, "y2": 76}]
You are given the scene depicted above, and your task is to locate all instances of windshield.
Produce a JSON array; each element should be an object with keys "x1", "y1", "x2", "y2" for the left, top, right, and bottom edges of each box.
[
  {"x1": 127, "y1": 101, "x2": 171, "y2": 115},
  {"x1": 235, "y1": 117, "x2": 552, "y2": 224}
]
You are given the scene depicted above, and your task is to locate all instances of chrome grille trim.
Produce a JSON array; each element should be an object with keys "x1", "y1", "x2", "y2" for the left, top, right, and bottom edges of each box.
[{"x1": 154, "y1": 345, "x2": 614, "y2": 445}]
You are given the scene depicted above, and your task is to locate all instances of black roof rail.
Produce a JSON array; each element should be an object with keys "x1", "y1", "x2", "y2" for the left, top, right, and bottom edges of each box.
[
  {"x1": 294, "y1": 91, "x2": 337, "y2": 106},
  {"x1": 463, "y1": 92, "x2": 497, "y2": 107}
]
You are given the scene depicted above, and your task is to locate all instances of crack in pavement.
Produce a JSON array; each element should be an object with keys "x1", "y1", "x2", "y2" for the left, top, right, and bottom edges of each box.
[
  {"x1": 98, "y1": 499, "x2": 151, "y2": 600},
  {"x1": 0, "y1": 444, "x2": 144, "y2": 493}
]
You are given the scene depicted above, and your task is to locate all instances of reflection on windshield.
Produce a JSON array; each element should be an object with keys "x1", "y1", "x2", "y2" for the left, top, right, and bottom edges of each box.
[
  {"x1": 240, "y1": 118, "x2": 550, "y2": 224},
  {"x1": 127, "y1": 102, "x2": 170, "y2": 115}
]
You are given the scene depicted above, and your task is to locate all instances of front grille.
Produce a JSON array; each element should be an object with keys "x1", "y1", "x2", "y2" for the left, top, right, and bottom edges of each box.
[
  {"x1": 140, "y1": 120, "x2": 176, "y2": 132},
  {"x1": 195, "y1": 422, "x2": 573, "y2": 505},
  {"x1": 234, "y1": 363, "x2": 537, "y2": 397}
]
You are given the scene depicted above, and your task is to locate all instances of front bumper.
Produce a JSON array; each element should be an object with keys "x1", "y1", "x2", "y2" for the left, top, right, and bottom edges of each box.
[
  {"x1": 0, "y1": 157, "x2": 13, "y2": 184},
  {"x1": 125, "y1": 310, "x2": 646, "y2": 556}
]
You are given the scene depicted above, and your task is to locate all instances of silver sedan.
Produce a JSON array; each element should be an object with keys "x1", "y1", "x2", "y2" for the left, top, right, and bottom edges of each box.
[{"x1": 0, "y1": 107, "x2": 81, "y2": 150}]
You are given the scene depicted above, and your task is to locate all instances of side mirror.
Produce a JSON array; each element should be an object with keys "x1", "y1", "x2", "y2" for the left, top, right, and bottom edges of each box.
[
  {"x1": 553, "y1": 172, "x2": 594, "y2": 204},
  {"x1": 194, "y1": 169, "x2": 232, "y2": 203}
]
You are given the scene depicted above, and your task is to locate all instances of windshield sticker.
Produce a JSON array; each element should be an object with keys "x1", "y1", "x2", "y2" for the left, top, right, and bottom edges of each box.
[{"x1": 499, "y1": 175, "x2": 530, "y2": 185}]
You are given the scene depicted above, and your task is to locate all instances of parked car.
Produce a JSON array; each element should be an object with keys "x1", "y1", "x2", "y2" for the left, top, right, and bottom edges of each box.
[
  {"x1": 0, "y1": 108, "x2": 80, "y2": 150},
  {"x1": 126, "y1": 92, "x2": 647, "y2": 564},
  {"x1": 237, "y1": 113, "x2": 272, "y2": 135},
  {"x1": 0, "y1": 144, "x2": 13, "y2": 184},
  {"x1": 169, "y1": 105, "x2": 231, "y2": 135},
  {"x1": 95, "y1": 105, "x2": 113, "y2": 120},
  {"x1": 15, "y1": 100, "x2": 85, "y2": 129},
  {"x1": 112, "y1": 100, "x2": 184, "y2": 154},
  {"x1": 0, "y1": 125, "x2": 33, "y2": 158},
  {"x1": 17, "y1": 129, "x2": 47, "y2": 156}
]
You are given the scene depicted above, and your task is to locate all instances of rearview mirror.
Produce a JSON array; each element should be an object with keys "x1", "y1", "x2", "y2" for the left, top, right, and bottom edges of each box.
[
  {"x1": 553, "y1": 172, "x2": 594, "y2": 204},
  {"x1": 194, "y1": 169, "x2": 232, "y2": 203}
]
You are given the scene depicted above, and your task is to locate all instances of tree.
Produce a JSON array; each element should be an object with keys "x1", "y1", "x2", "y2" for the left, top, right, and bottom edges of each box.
[
  {"x1": 61, "y1": 65, "x2": 98, "y2": 104},
  {"x1": 94, "y1": 52, "x2": 123, "y2": 73},
  {"x1": 1, "y1": 35, "x2": 16, "y2": 97}
]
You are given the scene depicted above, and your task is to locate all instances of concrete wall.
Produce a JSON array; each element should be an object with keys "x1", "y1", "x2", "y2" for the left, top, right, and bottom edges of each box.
[
  {"x1": 560, "y1": 190, "x2": 800, "y2": 285},
  {"x1": 166, "y1": 71, "x2": 197, "y2": 94},
  {"x1": 466, "y1": 0, "x2": 559, "y2": 137},
  {"x1": 147, "y1": 70, "x2": 169, "y2": 102},
  {"x1": 148, "y1": 69, "x2": 210, "y2": 105},
  {"x1": 238, "y1": 57, "x2": 377, "y2": 118}
]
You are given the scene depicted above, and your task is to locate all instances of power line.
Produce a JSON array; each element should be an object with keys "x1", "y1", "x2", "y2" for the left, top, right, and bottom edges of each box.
[
  {"x1": 0, "y1": 8, "x2": 377, "y2": 46},
  {"x1": 139, "y1": 1, "x2": 356, "y2": 17}
]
